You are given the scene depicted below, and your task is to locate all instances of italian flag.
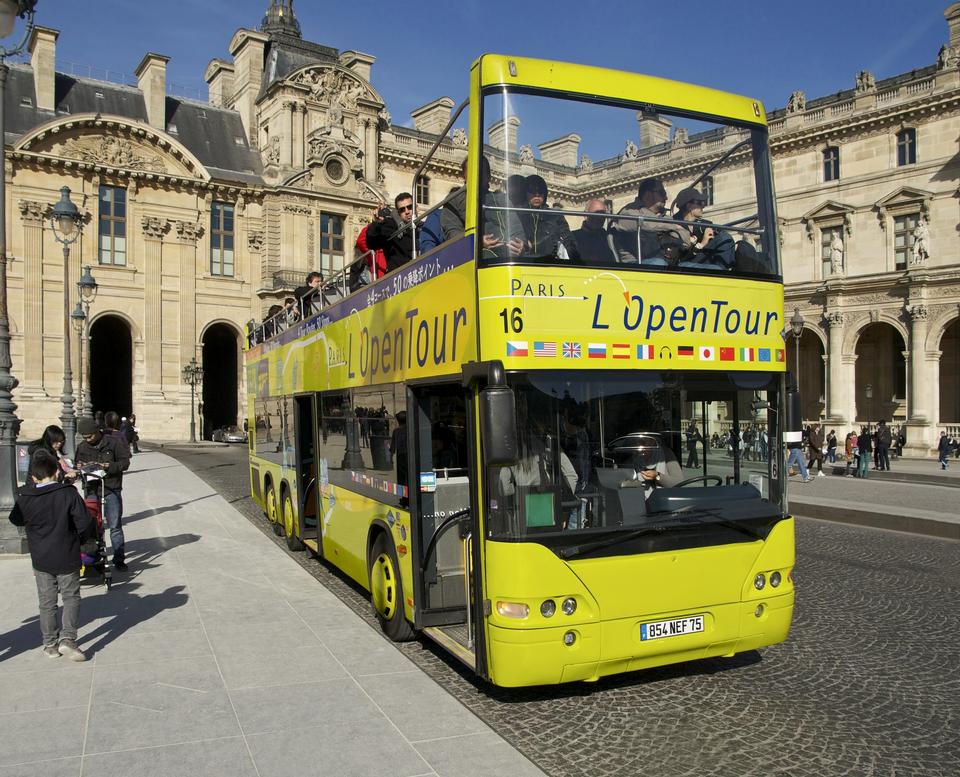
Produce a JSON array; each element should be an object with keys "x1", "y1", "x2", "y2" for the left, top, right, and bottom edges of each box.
[{"x1": 740, "y1": 347, "x2": 755, "y2": 362}]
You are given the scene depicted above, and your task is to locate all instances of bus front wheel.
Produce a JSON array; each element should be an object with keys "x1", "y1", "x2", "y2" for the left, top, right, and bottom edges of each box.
[
  {"x1": 265, "y1": 483, "x2": 282, "y2": 536},
  {"x1": 282, "y1": 489, "x2": 304, "y2": 552},
  {"x1": 369, "y1": 533, "x2": 414, "y2": 642}
]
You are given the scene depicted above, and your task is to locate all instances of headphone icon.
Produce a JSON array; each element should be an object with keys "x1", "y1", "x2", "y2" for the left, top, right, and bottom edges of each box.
[{"x1": 659, "y1": 346, "x2": 673, "y2": 360}]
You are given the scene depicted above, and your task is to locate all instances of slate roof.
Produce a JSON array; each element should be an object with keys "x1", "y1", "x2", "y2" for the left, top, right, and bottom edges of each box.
[
  {"x1": 4, "y1": 63, "x2": 263, "y2": 186},
  {"x1": 260, "y1": 32, "x2": 339, "y2": 97}
]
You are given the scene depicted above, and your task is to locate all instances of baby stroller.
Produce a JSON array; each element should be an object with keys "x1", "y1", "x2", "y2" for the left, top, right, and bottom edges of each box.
[{"x1": 79, "y1": 467, "x2": 112, "y2": 590}]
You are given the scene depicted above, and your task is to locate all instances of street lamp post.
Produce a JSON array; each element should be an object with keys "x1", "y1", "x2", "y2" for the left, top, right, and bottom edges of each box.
[
  {"x1": 50, "y1": 186, "x2": 82, "y2": 458},
  {"x1": 789, "y1": 307, "x2": 805, "y2": 381},
  {"x1": 71, "y1": 300, "x2": 85, "y2": 417},
  {"x1": 76, "y1": 265, "x2": 97, "y2": 417},
  {"x1": 0, "y1": 1, "x2": 37, "y2": 547},
  {"x1": 182, "y1": 357, "x2": 202, "y2": 443}
]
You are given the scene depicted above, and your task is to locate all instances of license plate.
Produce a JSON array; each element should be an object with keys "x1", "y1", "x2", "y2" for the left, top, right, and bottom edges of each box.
[{"x1": 640, "y1": 615, "x2": 704, "y2": 641}]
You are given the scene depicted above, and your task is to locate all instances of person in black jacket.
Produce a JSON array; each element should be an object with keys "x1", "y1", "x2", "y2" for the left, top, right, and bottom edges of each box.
[
  {"x1": 520, "y1": 175, "x2": 570, "y2": 258},
  {"x1": 9, "y1": 449, "x2": 92, "y2": 660},
  {"x1": 366, "y1": 193, "x2": 418, "y2": 273},
  {"x1": 75, "y1": 416, "x2": 130, "y2": 570}
]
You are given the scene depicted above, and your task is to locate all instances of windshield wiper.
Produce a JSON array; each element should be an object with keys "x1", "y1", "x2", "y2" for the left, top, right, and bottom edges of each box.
[
  {"x1": 663, "y1": 506, "x2": 766, "y2": 541},
  {"x1": 558, "y1": 519, "x2": 699, "y2": 561}
]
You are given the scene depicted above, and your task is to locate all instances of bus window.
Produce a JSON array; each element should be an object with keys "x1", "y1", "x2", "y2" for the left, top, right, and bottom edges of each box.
[{"x1": 480, "y1": 90, "x2": 778, "y2": 277}]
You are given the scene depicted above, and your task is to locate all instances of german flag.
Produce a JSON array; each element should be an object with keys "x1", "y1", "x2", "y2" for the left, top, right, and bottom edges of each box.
[{"x1": 677, "y1": 345, "x2": 694, "y2": 359}]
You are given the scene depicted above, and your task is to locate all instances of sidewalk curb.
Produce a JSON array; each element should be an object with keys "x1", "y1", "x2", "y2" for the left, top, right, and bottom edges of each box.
[
  {"x1": 142, "y1": 440, "x2": 230, "y2": 449},
  {"x1": 791, "y1": 500, "x2": 960, "y2": 541}
]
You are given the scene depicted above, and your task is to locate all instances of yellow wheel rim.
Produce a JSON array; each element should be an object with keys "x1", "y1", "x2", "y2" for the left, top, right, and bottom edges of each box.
[
  {"x1": 370, "y1": 552, "x2": 397, "y2": 619},
  {"x1": 266, "y1": 487, "x2": 278, "y2": 524},
  {"x1": 283, "y1": 495, "x2": 296, "y2": 539}
]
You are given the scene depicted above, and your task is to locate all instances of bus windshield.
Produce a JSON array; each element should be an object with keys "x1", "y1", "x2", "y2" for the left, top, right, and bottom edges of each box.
[
  {"x1": 480, "y1": 89, "x2": 778, "y2": 277},
  {"x1": 486, "y1": 370, "x2": 783, "y2": 546}
]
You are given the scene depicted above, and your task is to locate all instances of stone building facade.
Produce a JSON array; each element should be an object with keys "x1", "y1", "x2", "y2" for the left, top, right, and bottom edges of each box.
[{"x1": 6, "y1": 0, "x2": 960, "y2": 451}]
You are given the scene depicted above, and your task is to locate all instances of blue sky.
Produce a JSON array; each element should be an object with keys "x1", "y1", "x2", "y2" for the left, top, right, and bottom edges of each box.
[{"x1": 31, "y1": 0, "x2": 954, "y2": 124}]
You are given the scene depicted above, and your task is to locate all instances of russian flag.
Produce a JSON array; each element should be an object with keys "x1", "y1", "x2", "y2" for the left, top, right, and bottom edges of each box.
[
  {"x1": 720, "y1": 347, "x2": 735, "y2": 361},
  {"x1": 506, "y1": 340, "x2": 528, "y2": 357},
  {"x1": 758, "y1": 348, "x2": 772, "y2": 362},
  {"x1": 637, "y1": 344, "x2": 654, "y2": 360},
  {"x1": 588, "y1": 343, "x2": 607, "y2": 358}
]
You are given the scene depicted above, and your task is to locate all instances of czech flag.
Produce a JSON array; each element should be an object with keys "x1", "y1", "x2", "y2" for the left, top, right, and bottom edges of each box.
[
  {"x1": 506, "y1": 341, "x2": 528, "y2": 357},
  {"x1": 588, "y1": 343, "x2": 607, "y2": 358}
]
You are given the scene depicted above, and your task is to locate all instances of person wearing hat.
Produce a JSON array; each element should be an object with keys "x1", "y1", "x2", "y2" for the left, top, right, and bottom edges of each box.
[
  {"x1": 75, "y1": 416, "x2": 131, "y2": 570},
  {"x1": 519, "y1": 174, "x2": 570, "y2": 258},
  {"x1": 671, "y1": 187, "x2": 735, "y2": 270}
]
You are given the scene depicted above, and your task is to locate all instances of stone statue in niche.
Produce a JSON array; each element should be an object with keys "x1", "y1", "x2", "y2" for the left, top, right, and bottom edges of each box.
[
  {"x1": 264, "y1": 135, "x2": 280, "y2": 165},
  {"x1": 829, "y1": 232, "x2": 844, "y2": 275},
  {"x1": 911, "y1": 217, "x2": 930, "y2": 265}
]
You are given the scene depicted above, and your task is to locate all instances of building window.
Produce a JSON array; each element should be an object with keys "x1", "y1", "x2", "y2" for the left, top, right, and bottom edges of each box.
[
  {"x1": 320, "y1": 212, "x2": 345, "y2": 275},
  {"x1": 210, "y1": 201, "x2": 235, "y2": 277},
  {"x1": 823, "y1": 146, "x2": 840, "y2": 182},
  {"x1": 893, "y1": 213, "x2": 918, "y2": 270},
  {"x1": 702, "y1": 176, "x2": 714, "y2": 206},
  {"x1": 416, "y1": 175, "x2": 430, "y2": 206},
  {"x1": 896, "y1": 128, "x2": 916, "y2": 166},
  {"x1": 98, "y1": 186, "x2": 126, "y2": 265},
  {"x1": 820, "y1": 226, "x2": 843, "y2": 278}
]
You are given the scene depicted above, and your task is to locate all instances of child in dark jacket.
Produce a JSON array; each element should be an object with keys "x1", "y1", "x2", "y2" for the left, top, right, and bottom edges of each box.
[{"x1": 8, "y1": 449, "x2": 93, "y2": 660}]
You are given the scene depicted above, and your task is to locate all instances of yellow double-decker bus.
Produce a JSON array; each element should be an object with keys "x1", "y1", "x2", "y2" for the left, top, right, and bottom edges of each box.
[{"x1": 245, "y1": 55, "x2": 795, "y2": 687}]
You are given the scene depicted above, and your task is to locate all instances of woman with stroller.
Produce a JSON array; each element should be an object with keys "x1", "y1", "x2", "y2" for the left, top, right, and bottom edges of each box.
[{"x1": 28, "y1": 425, "x2": 76, "y2": 482}]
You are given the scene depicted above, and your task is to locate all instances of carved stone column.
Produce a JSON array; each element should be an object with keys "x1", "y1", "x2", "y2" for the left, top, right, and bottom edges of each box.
[
  {"x1": 18, "y1": 200, "x2": 47, "y2": 397},
  {"x1": 904, "y1": 304, "x2": 935, "y2": 454},
  {"x1": 824, "y1": 311, "x2": 848, "y2": 424},
  {"x1": 294, "y1": 103, "x2": 305, "y2": 170},
  {"x1": 141, "y1": 216, "x2": 168, "y2": 398},
  {"x1": 843, "y1": 354, "x2": 859, "y2": 423},
  {"x1": 174, "y1": 219, "x2": 201, "y2": 382},
  {"x1": 283, "y1": 100, "x2": 295, "y2": 169},
  {"x1": 364, "y1": 117, "x2": 377, "y2": 182}
]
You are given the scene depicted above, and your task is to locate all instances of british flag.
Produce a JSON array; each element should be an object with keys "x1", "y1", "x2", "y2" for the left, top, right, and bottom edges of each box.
[{"x1": 562, "y1": 341, "x2": 581, "y2": 358}]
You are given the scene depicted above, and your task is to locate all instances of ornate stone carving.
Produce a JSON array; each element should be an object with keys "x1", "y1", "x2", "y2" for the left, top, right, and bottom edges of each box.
[
  {"x1": 174, "y1": 220, "x2": 202, "y2": 243},
  {"x1": 672, "y1": 127, "x2": 688, "y2": 146},
  {"x1": 578, "y1": 154, "x2": 593, "y2": 172},
  {"x1": 141, "y1": 215, "x2": 168, "y2": 239},
  {"x1": 911, "y1": 217, "x2": 929, "y2": 265},
  {"x1": 263, "y1": 135, "x2": 280, "y2": 166},
  {"x1": 786, "y1": 90, "x2": 806, "y2": 114},
  {"x1": 297, "y1": 66, "x2": 370, "y2": 112},
  {"x1": 307, "y1": 218, "x2": 316, "y2": 260},
  {"x1": 451, "y1": 127, "x2": 467, "y2": 147},
  {"x1": 906, "y1": 304, "x2": 928, "y2": 322},
  {"x1": 938, "y1": 44, "x2": 960, "y2": 70},
  {"x1": 63, "y1": 136, "x2": 165, "y2": 172},
  {"x1": 18, "y1": 200, "x2": 47, "y2": 223},
  {"x1": 283, "y1": 204, "x2": 312, "y2": 215},
  {"x1": 378, "y1": 109, "x2": 392, "y2": 129},
  {"x1": 848, "y1": 292, "x2": 901, "y2": 306},
  {"x1": 829, "y1": 233, "x2": 844, "y2": 276},
  {"x1": 826, "y1": 311, "x2": 845, "y2": 328},
  {"x1": 624, "y1": 139, "x2": 639, "y2": 159},
  {"x1": 518, "y1": 144, "x2": 534, "y2": 164},
  {"x1": 248, "y1": 231, "x2": 264, "y2": 252},
  {"x1": 855, "y1": 70, "x2": 876, "y2": 93}
]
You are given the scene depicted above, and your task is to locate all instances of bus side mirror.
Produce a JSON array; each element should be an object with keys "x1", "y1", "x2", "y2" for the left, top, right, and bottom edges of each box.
[{"x1": 479, "y1": 386, "x2": 518, "y2": 466}]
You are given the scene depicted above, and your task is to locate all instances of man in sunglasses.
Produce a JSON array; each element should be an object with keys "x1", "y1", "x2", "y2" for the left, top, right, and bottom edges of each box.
[{"x1": 366, "y1": 192, "x2": 419, "y2": 273}]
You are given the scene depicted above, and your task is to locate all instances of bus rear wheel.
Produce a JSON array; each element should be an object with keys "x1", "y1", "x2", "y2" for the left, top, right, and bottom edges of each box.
[
  {"x1": 282, "y1": 490, "x2": 304, "y2": 552},
  {"x1": 369, "y1": 533, "x2": 414, "y2": 642},
  {"x1": 265, "y1": 482, "x2": 282, "y2": 536}
]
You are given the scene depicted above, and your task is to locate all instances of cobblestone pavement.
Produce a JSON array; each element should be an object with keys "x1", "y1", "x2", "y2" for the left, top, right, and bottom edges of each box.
[{"x1": 151, "y1": 445, "x2": 960, "y2": 777}]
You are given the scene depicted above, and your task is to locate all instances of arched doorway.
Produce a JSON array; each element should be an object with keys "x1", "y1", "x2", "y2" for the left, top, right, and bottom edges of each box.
[
  {"x1": 785, "y1": 330, "x2": 825, "y2": 422},
  {"x1": 88, "y1": 315, "x2": 133, "y2": 417},
  {"x1": 855, "y1": 323, "x2": 906, "y2": 423},
  {"x1": 939, "y1": 318, "x2": 960, "y2": 423},
  {"x1": 201, "y1": 323, "x2": 240, "y2": 440}
]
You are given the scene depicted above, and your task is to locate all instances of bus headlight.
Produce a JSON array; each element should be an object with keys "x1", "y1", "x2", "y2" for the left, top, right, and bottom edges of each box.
[
  {"x1": 561, "y1": 597, "x2": 577, "y2": 615},
  {"x1": 496, "y1": 601, "x2": 529, "y2": 618},
  {"x1": 754, "y1": 573, "x2": 766, "y2": 590},
  {"x1": 540, "y1": 599, "x2": 557, "y2": 617},
  {"x1": 770, "y1": 571, "x2": 782, "y2": 588},
  {"x1": 563, "y1": 630, "x2": 577, "y2": 646}
]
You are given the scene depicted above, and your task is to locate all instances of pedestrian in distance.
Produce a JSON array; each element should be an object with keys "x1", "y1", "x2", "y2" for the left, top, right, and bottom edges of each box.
[
  {"x1": 8, "y1": 449, "x2": 93, "y2": 661},
  {"x1": 807, "y1": 423, "x2": 825, "y2": 477},
  {"x1": 826, "y1": 429, "x2": 837, "y2": 463},
  {"x1": 876, "y1": 419, "x2": 892, "y2": 471},
  {"x1": 857, "y1": 426, "x2": 872, "y2": 479},
  {"x1": 844, "y1": 431, "x2": 856, "y2": 476},
  {"x1": 786, "y1": 433, "x2": 811, "y2": 483},
  {"x1": 685, "y1": 421, "x2": 702, "y2": 469},
  {"x1": 75, "y1": 416, "x2": 130, "y2": 571},
  {"x1": 937, "y1": 431, "x2": 951, "y2": 470}
]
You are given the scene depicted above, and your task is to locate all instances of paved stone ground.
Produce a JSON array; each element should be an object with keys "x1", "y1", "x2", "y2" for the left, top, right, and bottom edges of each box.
[{"x1": 158, "y1": 444, "x2": 960, "y2": 777}]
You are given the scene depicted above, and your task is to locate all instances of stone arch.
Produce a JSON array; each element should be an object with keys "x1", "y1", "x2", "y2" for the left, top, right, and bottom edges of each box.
[
  {"x1": 928, "y1": 310, "x2": 960, "y2": 352},
  {"x1": 786, "y1": 324, "x2": 826, "y2": 421},
  {"x1": 854, "y1": 321, "x2": 907, "y2": 423},
  {"x1": 88, "y1": 314, "x2": 134, "y2": 417},
  {"x1": 200, "y1": 321, "x2": 243, "y2": 440},
  {"x1": 843, "y1": 312, "x2": 909, "y2": 356},
  {"x1": 938, "y1": 316, "x2": 960, "y2": 423},
  {"x1": 88, "y1": 309, "x2": 143, "y2": 345},
  {"x1": 14, "y1": 114, "x2": 211, "y2": 182}
]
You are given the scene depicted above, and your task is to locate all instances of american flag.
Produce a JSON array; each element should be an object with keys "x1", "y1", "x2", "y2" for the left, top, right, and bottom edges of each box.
[
  {"x1": 533, "y1": 341, "x2": 557, "y2": 357},
  {"x1": 562, "y1": 341, "x2": 581, "y2": 358}
]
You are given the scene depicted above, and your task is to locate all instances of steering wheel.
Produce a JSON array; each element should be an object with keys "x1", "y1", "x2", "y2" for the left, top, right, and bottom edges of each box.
[{"x1": 673, "y1": 475, "x2": 723, "y2": 488}]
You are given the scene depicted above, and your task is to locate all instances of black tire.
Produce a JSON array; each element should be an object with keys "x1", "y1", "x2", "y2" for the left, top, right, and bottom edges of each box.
[
  {"x1": 265, "y1": 482, "x2": 283, "y2": 536},
  {"x1": 368, "y1": 533, "x2": 415, "y2": 642},
  {"x1": 282, "y1": 489, "x2": 304, "y2": 552}
]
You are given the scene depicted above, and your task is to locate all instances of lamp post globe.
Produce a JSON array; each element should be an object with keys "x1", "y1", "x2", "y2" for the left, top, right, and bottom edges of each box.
[
  {"x1": 789, "y1": 307, "x2": 805, "y2": 393},
  {"x1": 50, "y1": 186, "x2": 82, "y2": 459},
  {"x1": 0, "y1": 0, "x2": 37, "y2": 553}
]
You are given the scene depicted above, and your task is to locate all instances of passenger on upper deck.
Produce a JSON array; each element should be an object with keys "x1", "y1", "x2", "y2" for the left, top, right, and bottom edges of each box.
[
  {"x1": 366, "y1": 193, "x2": 419, "y2": 273},
  {"x1": 670, "y1": 188, "x2": 735, "y2": 271},
  {"x1": 507, "y1": 174, "x2": 527, "y2": 209},
  {"x1": 294, "y1": 271, "x2": 323, "y2": 316},
  {"x1": 610, "y1": 178, "x2": 675, "y2": 264},
  {"x1": 562, "y1": 199, "x2": 617, "y2": 264},
  {"x1": 442, "y1": 157, "x2": 524, "y2": 258},
  {"x1": 519, "y1": 175, "x2": 570, "y2": 258}
]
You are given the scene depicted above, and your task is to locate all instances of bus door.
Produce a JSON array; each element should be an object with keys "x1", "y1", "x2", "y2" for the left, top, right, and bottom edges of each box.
[
  {"x1": 408, "y1": 383, "x2": 477, "y2": 653},
  {"x1": 293, "y1": 394, "x2": 319, "y2": 548}
]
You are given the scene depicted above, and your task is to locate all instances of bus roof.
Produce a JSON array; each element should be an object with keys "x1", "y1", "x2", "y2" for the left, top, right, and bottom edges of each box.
[{"x1": 475, "y1": 54, "x2": 767, "y2": 128}]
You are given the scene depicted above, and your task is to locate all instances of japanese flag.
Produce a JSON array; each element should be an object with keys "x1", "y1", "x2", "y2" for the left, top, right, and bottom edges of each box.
[{"x1": 698, "y1": 346, "x2": 716, "y2": 361}]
